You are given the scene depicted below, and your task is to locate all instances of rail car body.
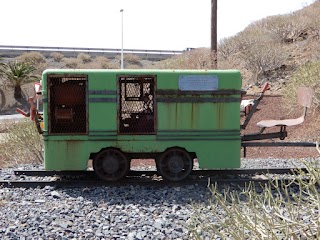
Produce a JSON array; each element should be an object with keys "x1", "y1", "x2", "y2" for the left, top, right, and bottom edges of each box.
[{"x1": 38, "y1": 69, "x2": 243, "y2": 181}]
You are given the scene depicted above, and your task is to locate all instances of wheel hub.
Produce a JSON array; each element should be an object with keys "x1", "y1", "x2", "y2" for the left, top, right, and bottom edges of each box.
[
  {"x1": 167, "y1": 156, "x2": 184, "y2": 173},
  {"x1": 93, "y1": 148, "x2": 129, "y2": 181},
  {"x1": 102, "y1": 156, "x2": 119, "y2": 174}
]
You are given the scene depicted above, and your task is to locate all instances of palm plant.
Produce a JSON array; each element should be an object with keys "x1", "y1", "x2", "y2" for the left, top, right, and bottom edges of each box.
[{"x1": 0, "y1": 60, "x2": 37, "y2": 99}]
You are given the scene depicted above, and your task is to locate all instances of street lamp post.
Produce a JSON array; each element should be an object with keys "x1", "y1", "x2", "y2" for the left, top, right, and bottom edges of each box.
[{"x1": 120, "y1": 9, "x2": 124, "y2": 69}]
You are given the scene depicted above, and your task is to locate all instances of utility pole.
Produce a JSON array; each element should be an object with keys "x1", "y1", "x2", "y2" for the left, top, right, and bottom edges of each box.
[
  {"x1": 120, "y1": 9, "x2": 124, "y2": 69},
  {"x1": 211, "y1": 0, "x2": 217, "y2": 69}
]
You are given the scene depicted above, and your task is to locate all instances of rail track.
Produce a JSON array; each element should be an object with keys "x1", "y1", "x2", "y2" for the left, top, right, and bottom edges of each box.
[{"x1": 0, "y1": 168, "x2": 309, "y2": 188}]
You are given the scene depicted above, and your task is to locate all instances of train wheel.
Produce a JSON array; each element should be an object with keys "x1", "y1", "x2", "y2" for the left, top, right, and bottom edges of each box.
[
  {"x1": 157, "y1": 148, "x2": 193, "y2": 181},
  {"x1": 93, "y1": 148, "x2": 130, "y2": 181}
]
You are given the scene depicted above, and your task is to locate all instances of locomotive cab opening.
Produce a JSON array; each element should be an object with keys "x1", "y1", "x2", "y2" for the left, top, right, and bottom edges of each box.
[
  {"x1": 118, "y1": 75, "x2": 156, "y2": 134},
  {"x1": 48, "y1": 74, "x2": 88, "y2": 134}
]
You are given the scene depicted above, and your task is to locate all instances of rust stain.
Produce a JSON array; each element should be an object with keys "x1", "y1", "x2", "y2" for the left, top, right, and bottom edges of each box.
[
  {"x1": 191, "y1": 102, "x2": 199, "y2": 129},
  {"x1": 216, "y1": 96, "x2": 224, "y2": 129}
]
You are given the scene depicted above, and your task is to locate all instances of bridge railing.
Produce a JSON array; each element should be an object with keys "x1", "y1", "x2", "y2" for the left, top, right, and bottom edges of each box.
[{"x1": 0, "y1": 45, "x2": 183, "y2": 60}]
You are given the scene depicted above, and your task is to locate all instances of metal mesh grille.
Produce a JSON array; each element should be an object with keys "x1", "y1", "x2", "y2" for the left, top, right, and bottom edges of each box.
[
  {"x1": 119, "y1": 75, "x2": 156, "y2": 134},
  {"x1": 48, "y1": 75, "x2": 87, "y2": 134}
]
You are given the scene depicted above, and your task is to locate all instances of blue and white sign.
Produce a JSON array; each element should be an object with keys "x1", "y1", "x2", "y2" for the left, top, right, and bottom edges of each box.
[{"x1": 179, "y1": 75, "x2": 219, "y2": 91}]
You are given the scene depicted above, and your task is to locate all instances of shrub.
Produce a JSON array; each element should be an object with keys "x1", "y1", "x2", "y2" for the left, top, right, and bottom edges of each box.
[
  {"x1": 106, "y1": 61, "x2": 120, "y2": 69},
  {"x1": 0, "y1": 120, "x2": 43, "y2": 167},
  {"x1": 255, "y1": 13, "x2": 309, "y2": 43},
  {"x1": 283, "y1": 61, "x2": 320, "y2": 110},
  {"x1": 124, "y1": 54, "x2": 141, "y2": 65},
  {"x1": 218, "y1": 36, "x2": 241, "y2": 60},
  {"x1": 188, "y1": 162, "x2": 320, "y2": 239},
  {"x1": 241, "y1": 43, "x2": 288, "y2": 83},
  {"x1": 77, "y1": 53, "x2": 91, "y2": 63},
  {"x1": 93, "y1": 56, "x2": 113, "y2": 69},
  {"x1": 296, "y1": 1, "x2": 320, "y2": 39},
  {"x1": 62, "y1": 57, "x2": 82, "y2": 68},
  {"x1": 16, "y1": 52, "x2": 46, "y2": 65},
  {"x1": 50, "y1": 52, "x2": 64, "y2": 62},
  {"x1": 233, "y1": 27, "x2": 288, "y2": 84},
  {"x1": 153, "y1": 48, "x2": 215, "y2": 69},
  {"x1": 126, "y1": 64, "x2": 141, "y2": 69}
]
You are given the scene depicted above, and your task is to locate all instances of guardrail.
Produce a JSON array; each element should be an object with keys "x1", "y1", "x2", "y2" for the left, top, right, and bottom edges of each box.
[{"x1": 0, "y1": 45, "x2": 184, "y2": 60}]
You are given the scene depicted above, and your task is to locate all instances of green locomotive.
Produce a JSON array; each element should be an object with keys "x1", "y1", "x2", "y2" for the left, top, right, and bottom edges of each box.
[{"x1": 37, "y1": 69, "x2": 242, "y2": 181}]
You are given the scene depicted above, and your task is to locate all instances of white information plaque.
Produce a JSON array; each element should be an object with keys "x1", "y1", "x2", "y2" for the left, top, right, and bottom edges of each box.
[{"x1": 178, "y1": 75, "x2": 219, "y2": 91}]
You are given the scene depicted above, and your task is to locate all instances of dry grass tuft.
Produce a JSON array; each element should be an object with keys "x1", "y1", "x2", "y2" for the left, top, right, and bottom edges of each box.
[
  {"x1": 188, "y1": 161, "x2": 320, "y2": 239},
  {"x1": 0, "y1": 120, "x2": 43, "y2": 167},
  {"x1": 50, "y1": 52, "x2": 64, "y2": 62}
]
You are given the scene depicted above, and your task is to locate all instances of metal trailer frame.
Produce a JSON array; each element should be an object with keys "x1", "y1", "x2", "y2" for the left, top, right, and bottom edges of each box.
[
  {"x1": 18, "y1": 69, "x2": 315, "y2": 181},
  {"x1": 240, "y1": 84, "x2": 315, "y2": 157}
]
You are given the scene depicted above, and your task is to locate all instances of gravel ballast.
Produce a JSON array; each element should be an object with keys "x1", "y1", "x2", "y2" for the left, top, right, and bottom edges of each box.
[{"x1": 0, "y1": 157, "x2": 319, "y2": 239}]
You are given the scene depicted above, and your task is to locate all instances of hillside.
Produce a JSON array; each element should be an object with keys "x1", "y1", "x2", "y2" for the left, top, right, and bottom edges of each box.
[{"x1": 0, "y1": 1, "x2": 319, "y2": 160}]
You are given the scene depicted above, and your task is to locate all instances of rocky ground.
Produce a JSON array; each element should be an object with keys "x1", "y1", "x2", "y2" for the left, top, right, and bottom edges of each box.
[{"x1": 1, "y1": 157, "x2": 319, "y2": 240}]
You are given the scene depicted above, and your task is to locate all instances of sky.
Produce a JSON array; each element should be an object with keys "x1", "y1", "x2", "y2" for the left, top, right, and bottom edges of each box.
[{"x1": 0, "y1": 0, "x2": 315, "y2": 51}]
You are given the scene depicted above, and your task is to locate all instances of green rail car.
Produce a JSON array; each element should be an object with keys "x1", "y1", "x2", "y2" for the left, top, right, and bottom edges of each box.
[{"x1": 41, "y1": 69, "x2": 242, "y2": 181}]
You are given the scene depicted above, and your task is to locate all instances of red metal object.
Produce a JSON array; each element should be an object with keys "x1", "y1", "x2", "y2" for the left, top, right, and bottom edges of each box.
[
  {"x1": 16, "y1": 97, "x2": 39, "y2": 121},
  {"x1": 29, "y1": 97, "x2": 36, "y2": 121},
  {"x1": 261, "y1": 82, "x2": 269, "y2": 93},
  {"x1": 16, "y1": 108, "x2": 30, "y2": 117}
]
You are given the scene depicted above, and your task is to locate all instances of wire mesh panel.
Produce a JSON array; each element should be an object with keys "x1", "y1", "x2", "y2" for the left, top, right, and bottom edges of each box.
[
  {"x1": 48, "y1": 74, "x2": 87, "y2": 135},
  {"x1": 118, "y1": 75, "x2": 156, "y2": 134}
]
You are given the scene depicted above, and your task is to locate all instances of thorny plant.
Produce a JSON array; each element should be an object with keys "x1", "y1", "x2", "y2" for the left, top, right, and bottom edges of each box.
[{"x1": 188, "y1": 156, "x2": 320, "y2": 239}]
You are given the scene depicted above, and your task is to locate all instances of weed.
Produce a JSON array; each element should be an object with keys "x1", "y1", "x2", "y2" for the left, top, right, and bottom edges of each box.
[{"x1": 0, "y1": 120, "x2": 43, "y2": 167}]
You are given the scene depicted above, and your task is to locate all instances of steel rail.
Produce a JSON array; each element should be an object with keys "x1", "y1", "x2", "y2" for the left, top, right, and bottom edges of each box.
[
  {"x1": 0, "y1": 167, "x2": 308, "y2": 188},
  {"x1": 13, "y1": 168, "x2": 309, "y2": 177},
  {"x1": 0, "y1": 177, "x2": 308, "y2": 189},
  {"x1": 242, "y1": 142, "x2": 317, "y2": 147}
]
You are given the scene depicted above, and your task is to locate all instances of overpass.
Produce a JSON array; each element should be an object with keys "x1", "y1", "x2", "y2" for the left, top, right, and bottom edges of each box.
[{"x1": 0, "y1": 45, "x2": 183, "y2": 61}]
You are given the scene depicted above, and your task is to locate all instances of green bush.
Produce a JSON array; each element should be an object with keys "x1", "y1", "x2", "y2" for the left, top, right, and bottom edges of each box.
[{"x1": 0, "y1": 120, "x2": 43, "y2": 167}]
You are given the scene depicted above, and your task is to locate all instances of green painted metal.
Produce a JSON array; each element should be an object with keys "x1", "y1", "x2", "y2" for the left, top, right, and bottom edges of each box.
[{"x1": 41, "y1": 69, "x2": 242, "y2": 170}]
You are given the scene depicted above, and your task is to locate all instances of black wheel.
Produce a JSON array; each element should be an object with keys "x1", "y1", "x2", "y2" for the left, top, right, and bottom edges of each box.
[
  {"x1": 93, "y1": 148, "x2": 130, "y2": 181},
  {"x1": 157, "y1": 148, "x2": 193, "y2": 181}
]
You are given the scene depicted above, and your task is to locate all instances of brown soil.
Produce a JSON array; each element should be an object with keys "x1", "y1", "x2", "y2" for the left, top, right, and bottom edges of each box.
[{"x1": 241, "y1": 94, "x2": 320, "y2": 159}]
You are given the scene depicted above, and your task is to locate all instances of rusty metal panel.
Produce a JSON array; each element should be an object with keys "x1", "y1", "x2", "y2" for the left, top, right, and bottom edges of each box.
[
  {"x1": 48, "y1": 74, "x2": 88, "y2": 135},
  {"x1": 118, "y1": 75, "x2": 156, "y2": 134},
  {"x1": 297, "y1": 87, "x2": 313, "y2": 108}
]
